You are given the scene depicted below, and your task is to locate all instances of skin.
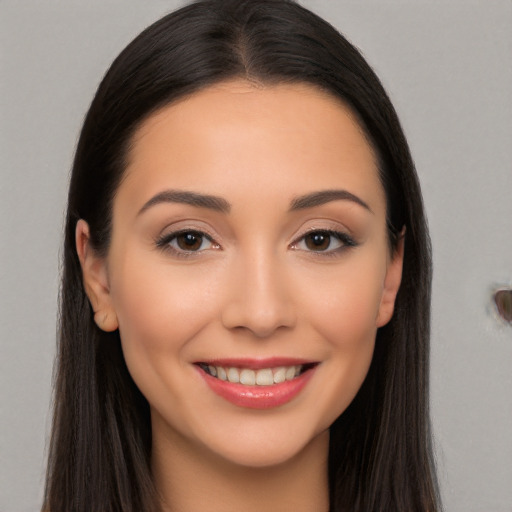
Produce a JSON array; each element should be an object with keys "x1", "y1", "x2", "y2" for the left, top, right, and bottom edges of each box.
[{"x1": 77, "y1": 80, "x2": 403, "y2": 512}]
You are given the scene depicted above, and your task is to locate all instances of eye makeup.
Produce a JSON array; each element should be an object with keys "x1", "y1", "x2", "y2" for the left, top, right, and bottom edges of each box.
[
  {"x1": 290, "y1": 228, "x2": 357, "y2": 254},
  {"x1": 155, "y1": 229, "x2": 221, "y2": 258},
  {"x1": 154, "y1": 226, "x2": 358, "y2": 260}
]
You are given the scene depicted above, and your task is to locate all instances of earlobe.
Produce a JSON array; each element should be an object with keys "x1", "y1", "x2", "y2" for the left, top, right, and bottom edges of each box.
[
  {"x1": 75, "y1": 220, "x2": 119, "y2": 332},
  {"x1": 376, "y1": 231, "x2": 405, "y2": 328}
]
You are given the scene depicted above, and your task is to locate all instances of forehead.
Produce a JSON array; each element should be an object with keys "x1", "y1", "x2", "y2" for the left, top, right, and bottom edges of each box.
[
  {"x1": 129, "y1": 80, "x2": 373, "y2": 162},
  {"x1": 119, "y1": 80, "x2": 385, "y2": 216}
]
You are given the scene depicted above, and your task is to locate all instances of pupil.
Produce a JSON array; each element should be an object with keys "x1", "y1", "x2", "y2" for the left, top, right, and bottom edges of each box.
[
  {"x1": 177, "y1": 232, "x2": 202, "y2": 250},
  {"x1": 306, "y1": 232, "x2": 330, "y2": 251}
]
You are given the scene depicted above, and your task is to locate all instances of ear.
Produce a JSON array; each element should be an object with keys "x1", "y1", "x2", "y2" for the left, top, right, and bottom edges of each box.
[
  {"x1": 76, "y1": 219, "x2": 119, "y2": 332},
  {"x1": 376, "y1": 231, "x2": 405, "y2": 328}
]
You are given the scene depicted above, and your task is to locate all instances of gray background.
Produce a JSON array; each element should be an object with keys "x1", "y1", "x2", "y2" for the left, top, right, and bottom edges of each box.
[{"x1": 1, "y1": 1, "x2": 511, "y2": 511}]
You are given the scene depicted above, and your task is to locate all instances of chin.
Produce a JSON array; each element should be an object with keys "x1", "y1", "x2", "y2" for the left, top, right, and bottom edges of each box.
[{"x1": 193, "y1": 416, "x2": 330, "y2": 470}]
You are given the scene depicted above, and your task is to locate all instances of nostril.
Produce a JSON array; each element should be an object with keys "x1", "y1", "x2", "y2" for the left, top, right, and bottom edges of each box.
[{"x1": 493, "y1": 289, "x2": 512, "y2": 324}]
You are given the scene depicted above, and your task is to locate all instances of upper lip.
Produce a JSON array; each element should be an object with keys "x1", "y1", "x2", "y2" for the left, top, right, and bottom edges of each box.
[{"x1": 194, "y1": 357, "x2": 317, "y2": 369}]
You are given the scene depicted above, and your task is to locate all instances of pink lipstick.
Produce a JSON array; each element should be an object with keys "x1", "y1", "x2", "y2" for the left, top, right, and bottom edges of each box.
[{"x1": 195, "y1": 358, "x2": 317, "y2": 409}]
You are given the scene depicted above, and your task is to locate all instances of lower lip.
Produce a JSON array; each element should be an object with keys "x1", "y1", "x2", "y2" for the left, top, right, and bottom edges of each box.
[{"x1": 197, "y1": 367, "x2": 316, "y2": 409}]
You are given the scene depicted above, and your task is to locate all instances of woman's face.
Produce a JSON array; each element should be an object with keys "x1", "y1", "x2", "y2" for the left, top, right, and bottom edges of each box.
[{"x1": 79, "y1": 80, "x2": 403, "y2": 468}]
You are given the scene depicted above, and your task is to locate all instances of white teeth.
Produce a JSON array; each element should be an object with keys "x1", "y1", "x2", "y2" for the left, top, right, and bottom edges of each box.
[
  {"x1": 240, "y1": 369, "x2": 256, "y2": 385},
  {"x1": 285, "y1": 366, "x2": 297, "y2": 381},
  {"x1": 256, "y1": 368, "x2": 274, "y2": 386},
  {"x1": 204, "y1": 364, "x2": 305, "y2": 386},
  {"x1": 227, "y1": 367, "x2": 240, "y2": 383},
  {"x1": 273, "y1": 367, "x2": 286, "y2": 384}
]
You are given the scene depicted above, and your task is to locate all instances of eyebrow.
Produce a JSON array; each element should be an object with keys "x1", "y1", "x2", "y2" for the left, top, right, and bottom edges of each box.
[
  {"x1": 137, "y1": 188, "x2": 372, "y2": 216},
  {"x1": 289, "y1": 189, "x2": 372, "y2": 213},
  {"x1": 137, "y1": 190, "x2": 231, "y2": 215}
]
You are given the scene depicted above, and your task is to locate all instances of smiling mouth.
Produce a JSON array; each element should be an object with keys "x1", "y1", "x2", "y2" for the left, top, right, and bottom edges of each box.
[{"x1": 197, "y1": 363, "x2": 317, "y2": 386}]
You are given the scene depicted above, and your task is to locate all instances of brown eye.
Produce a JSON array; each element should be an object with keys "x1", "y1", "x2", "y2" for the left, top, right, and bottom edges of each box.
[
  {"x1": 176, "y1": 231, "x2": 204, "y2": 251},
  {"x1": 304, "y1": 231, "x2": 331, "y2": 251},
  {"x1": 291, "y1": 229, "x2": 356, "y2": 254},
  {"x1": 156, "y1": 230, "x2": 217, "y2": 254}
]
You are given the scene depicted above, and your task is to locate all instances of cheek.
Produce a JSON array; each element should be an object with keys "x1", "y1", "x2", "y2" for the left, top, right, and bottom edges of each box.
[
  {"x1": 302, "y1": 255, "x2": 386, "y2": 347},
  {"x1": 297, "y1": 254, "x2": 386, "y2": 426},
  {"x1": 109, "y1": 251, "x2": 223, "y2": 379},
  {"x1": 313, "y1": 270, "x2": 381, "y2": 376}
]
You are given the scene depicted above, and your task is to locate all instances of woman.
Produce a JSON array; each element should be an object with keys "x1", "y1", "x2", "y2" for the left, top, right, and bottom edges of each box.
[{"x1": 43, "y1": 0, "x2": 440, "y2": 510}]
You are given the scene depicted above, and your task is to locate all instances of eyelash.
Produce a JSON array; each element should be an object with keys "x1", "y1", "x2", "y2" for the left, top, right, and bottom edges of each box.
[
  {"x1": 290, "y1": 229, "x2": 357, "y2": 257},
  {"x1": 155, "y1": 229, "x2": 219, "y2": 258},
  {"x1": 155, "y1": 228, "x2": 357, "y2": 258}
]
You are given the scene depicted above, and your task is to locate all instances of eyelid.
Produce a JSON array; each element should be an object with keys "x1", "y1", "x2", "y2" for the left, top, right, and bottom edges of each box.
[{"x1": 156, "y1": 218, "x2": 219, "y2": 239}]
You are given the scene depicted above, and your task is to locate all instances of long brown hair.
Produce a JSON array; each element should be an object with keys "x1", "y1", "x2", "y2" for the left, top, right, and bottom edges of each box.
[{"x1": 44, "y1": 1, "x2": 440, "y2": 510}]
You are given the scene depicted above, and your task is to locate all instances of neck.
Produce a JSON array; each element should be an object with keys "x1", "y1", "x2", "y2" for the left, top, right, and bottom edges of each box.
[{"x1": 152, "y1": 417, "x2": 330, "y2": 512}]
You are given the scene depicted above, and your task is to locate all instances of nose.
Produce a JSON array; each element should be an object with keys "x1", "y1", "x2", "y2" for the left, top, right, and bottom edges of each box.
[{"x1": 221, "y1": 250, "x2": 297, "y2": 338}]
